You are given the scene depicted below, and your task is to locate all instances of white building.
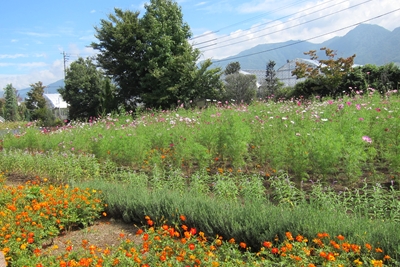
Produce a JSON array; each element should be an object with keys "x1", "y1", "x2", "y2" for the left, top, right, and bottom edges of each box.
[{"x1": 44, "y1": 93, "x2": 68, "y2": 120}]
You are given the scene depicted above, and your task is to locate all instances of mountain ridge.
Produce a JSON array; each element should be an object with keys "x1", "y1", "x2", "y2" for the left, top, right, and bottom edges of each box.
[{"x1": 211, "y1": 23, "x2": 400, "y2": 70}]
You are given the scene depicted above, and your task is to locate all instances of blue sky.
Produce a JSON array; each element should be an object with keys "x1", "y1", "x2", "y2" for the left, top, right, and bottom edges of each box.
[{"x1": 1, "y1": 0, "x2": 400, "y2": 90}]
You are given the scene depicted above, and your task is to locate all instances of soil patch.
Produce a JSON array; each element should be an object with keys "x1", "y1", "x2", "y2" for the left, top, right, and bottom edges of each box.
[{"x1": 42, "y1": 217, "x2": 141, "y2": 256}]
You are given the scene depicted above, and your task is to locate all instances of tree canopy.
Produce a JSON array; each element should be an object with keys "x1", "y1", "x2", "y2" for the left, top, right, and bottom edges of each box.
[
  {"x1": 91, "y1": 0, "x2": 223, "y2": 110},
  {"x1": 225, "y1": 62, "x2": 241, "y2": 75},
  {"x1": 224, "y1": 73, "x2": 257, "y2": 104},
  {"x1": 26, "y1": 81, "x2": 47, "y2": 121},
  {"x1": 59, "y1": 57, "x2": 117, "y2": 120},
  {"x1": 4, "y1": 84, "x2": 19, "y2": 121},
  {"x1": 292, "y1": 47, "x2": 356, "y2": 97}
]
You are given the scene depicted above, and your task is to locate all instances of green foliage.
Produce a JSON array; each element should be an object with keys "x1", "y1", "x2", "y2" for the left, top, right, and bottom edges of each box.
[
  {"x1": 92, "y1": 1, "x2": 223, "y2": 110},
  {"x1": 224, "y1": 61, "x2": 241, "y2": 75},
  {"x1": 59, "y1": 57, "x2": 117, "y2": 120},
  {"x1": 4, "y1": 83, "x2": 19, "y2": 121},
  {"x1": 0, "y1": 97, "x2": 5, "y2": 118},
  {"x1": 258, "y1": 60, "x2": 282, "y2": 98},
  {"x1": 224, "y1": 73, "x2": 257, "y2": 104},
  {"x1": 25, "y1": 81, "x2": 47, "y2": 120},
  {"x1": 292, "y1": 47, "x2": 356, "y2": 97}
]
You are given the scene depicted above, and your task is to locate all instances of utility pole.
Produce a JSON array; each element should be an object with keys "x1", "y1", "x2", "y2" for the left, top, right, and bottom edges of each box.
[{"x1": 61, "y1": 51, "x2": 69, "y2": 79}]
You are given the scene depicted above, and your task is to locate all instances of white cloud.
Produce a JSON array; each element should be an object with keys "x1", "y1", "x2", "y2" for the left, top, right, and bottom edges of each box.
[
  {"x1": 195, "y1": 1, "x2": 208, "y2": 7},
  {"x1": 195, "y1": 0, "x2": 400, "y2": 60},
  {"x1": 90, "y1": 9, "x2": 96, "y2": 13},
  {"x1": 0, "y1": 59, "x2": 64, "y2": 90},
  {"x1": 0, "y1": 54, "x2": 26, "y2": 59},
  {"x1": 20, "y1": 31, "x2": 58, "y2": 38}
]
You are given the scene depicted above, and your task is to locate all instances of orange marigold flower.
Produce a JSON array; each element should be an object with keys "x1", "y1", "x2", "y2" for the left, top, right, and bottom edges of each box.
[
  {"x1": 365, "y1": 243, "x2": 372, "y2": 251},
  {"x1": 295, "y1": 235, "x2": 303, "y2": 242},
  {"x1": 308, "y1": 264, "x2": 316, "y2": 267},
  {"x1": 263, "y1": 241, "x2": 272, "y2": 248},
  {"x1": 182, "y1": 225, "x2": 188, "y2": 231},
  {"x1": 147, "y1": 219, "x2": 154, "y2": 226},
  {"x1": 144, "y1": 215, "x2": 150, "y2": 220},
  {"x1": 285, "y1": 232, "x2": 294, "y2": 241},
  {"x1": 142, "y1": 233, "x2": 149, "y2": 241},
  {"x1": 384, "y1": 255, "x2": 391, "y2": 260},
  {"x1": 189, "y1": 243, "x2": 195, "y2": 250},
  {"x1": 180, "y1": 215, "x2": 186, "y2": 221},
  {"x1": 375, "y1": 247, "x2": 383, "y2": 253},
  {"x1": 190, "y1": 228, "x2": 197, "y2": 235},
  {"x1": 162, "y1": 224, "x2": 169, "y2": 230},
  {"x1": 271, "y1": 247, "x2": 279, "y2": 254},
  {"x1": 239, "y1": 242, "x2": 247, "y2": 249},
  {"x1": 228, "y1": 238, "x2": 235, "y2": 244},
  {"x1": 337, "y1": 234, "x2": 345, "y2": 241},
  {"x1": 136, "y1": 229, "x2": 144, "y2": 235}
]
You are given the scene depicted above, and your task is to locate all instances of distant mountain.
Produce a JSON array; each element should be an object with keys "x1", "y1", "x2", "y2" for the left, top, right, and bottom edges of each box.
[
  {"x1": 0, "y1": 79, "x2": 64, "y2": 101},
  {"x1": 211, "y1": 24, "x2": 400, "y2": 70}
]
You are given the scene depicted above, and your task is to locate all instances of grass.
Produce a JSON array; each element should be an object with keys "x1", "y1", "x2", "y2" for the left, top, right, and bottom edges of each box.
[{"x1": 1, "y1": 90, "x2": 400, "y2": 266}]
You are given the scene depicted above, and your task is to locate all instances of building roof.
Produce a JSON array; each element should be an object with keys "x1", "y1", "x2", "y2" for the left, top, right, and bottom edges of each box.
[{"x1": 44, "y1": 93, "x2": 68, "y2": 109}]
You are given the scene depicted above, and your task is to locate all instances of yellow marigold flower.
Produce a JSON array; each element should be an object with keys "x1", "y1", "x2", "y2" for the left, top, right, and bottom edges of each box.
[
  {"x1": 371, "y1": 260, "x2": 383, "y2": 267},
  {"x1": 354, "y1": 258, "x2": 363, "y2": 265}
]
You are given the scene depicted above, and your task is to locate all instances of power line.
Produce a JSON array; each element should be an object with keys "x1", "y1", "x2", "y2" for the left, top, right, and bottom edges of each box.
[
  {"x1": 212, "y1": 7, "x2": 400, "y2": 63},
  {"x1": 190, "y1": 0, "x2": 310, "y2": 41},
  {"x1": 192, "y1": 0, "x2": 339, "y2": 47},
  {"x1": 203, "y1": 0, "x2": 373, "y2": 52}
]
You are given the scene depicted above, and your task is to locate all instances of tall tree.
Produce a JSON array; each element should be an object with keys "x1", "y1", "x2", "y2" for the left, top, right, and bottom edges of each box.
[
  {"x1": 224, "y1": 62, "x2": 241, "y2": 75},
  {"x1": 59, "y1": 57, "x2": 117, "y2": 120},
  {"x1": 4, "y1": 84, "x2": 19, "y2": 121},
  {"x1": 258, "y1": 60, "x2": 281, "y2": 98},
  {"x1": 292, "y1": 47, "x2": 356, "y2": 97},
  {"x1": 26, "y1": 81, "x2": 47, "y2": 121},
  {"x1": 92, "y1": 0, "x2": 222, "y2": 110},
  {"x1": 224, "y1": 73, "x2": 257, "y2": 104}
]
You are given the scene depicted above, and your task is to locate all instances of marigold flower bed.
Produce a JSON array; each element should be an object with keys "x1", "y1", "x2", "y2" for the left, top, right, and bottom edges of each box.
[{"x1": 0, "y1": 175, "x2": 395, "y2": 266}]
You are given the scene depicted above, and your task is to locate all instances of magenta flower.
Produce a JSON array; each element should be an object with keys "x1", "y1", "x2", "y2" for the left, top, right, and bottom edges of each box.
[
  {"x1": 356, "y1": 104, "x2": 361, "y2": 110},
  {"x1": 362, "y1": 136, "x2": 372, "y2": 143}
]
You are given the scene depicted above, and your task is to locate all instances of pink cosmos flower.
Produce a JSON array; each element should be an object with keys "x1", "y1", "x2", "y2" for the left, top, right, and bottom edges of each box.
[{"x1": 362, "y1": 136, "x2": 372, "y2": 143}]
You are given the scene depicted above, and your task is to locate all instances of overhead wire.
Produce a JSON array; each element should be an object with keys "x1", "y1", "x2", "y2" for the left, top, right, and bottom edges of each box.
[
  {"x1": 190, "y1": 0, "x2": 310, "y2": 41},
  {"x1": 202, "y1": 0, "x2": 373, "y2": 52},
  {"x1": 212, "y1": 7, "x2": 400, "y2": 63},
  {"x1": 192, "y1": 0, "x2": 340, "y2": 47}
]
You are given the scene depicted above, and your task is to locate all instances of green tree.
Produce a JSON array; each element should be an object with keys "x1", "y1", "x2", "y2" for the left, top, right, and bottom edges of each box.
[
  {"x1": 258, "y1": 60, "x2": 282, "y2": 98},
  {"x1": 224, "y1": 62, "x2": 241, "y2": 75},
  {"x1": 0, "y1": 98, "x2": 5, "y2": 118},
  {"x1": 92, "y1": 0, "x2": 222, "y2": 110},
  {"x1": 292, "y1": 47, "x2": 356, "y2": 97},
  {"x1": 59, "y1": 57, "x2": 117, "y2": 120},
  {"x1": 224, "y1": 73, "x2": 257, "y2": 104},
  {"x1": 4, "y1": 84, "x2": 19, "y2": 121},
  {"x1": 26, "y1": 81, "x2": 47, "y2": 121}
]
